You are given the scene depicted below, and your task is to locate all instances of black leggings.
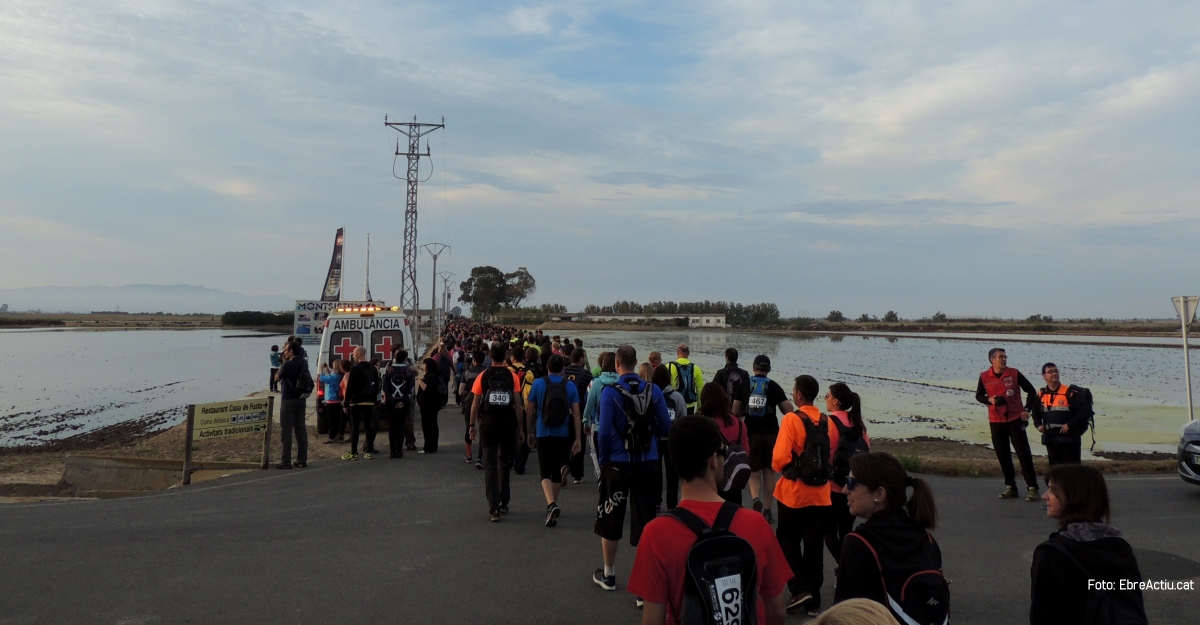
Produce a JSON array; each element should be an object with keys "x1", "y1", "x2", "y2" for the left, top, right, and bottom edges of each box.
[
  {"x1": 325, "y1": 403, "x2": 345, "y2": 440},
  {"x1": 419, "y1": 400, "x2": 441, "y2": 452},
  {"x1": 349, "y1": 404, "x2": 377, "y2": 455},
  {"x1": 824, "y1": 491, "x2": 854, "y2": 561}
]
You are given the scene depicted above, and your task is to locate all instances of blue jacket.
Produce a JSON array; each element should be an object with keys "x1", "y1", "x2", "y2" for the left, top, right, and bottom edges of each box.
[
  {"x1": 318, "y1": 372, "x2": 343, "y2": 403},
  {"x1": 598, "y1": 373, "x2": 671, "y2": 465}
]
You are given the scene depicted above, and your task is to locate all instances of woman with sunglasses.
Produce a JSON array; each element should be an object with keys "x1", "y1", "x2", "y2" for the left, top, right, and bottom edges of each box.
[{"x1": 834, "y1": 452, "x2": 949, "y2": 625}]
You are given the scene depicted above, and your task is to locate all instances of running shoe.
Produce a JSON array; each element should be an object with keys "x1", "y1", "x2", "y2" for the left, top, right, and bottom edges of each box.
[
  {"x1": 489, "y1": 510, "x2": 500, "y2": 523},
  {"x1": 405, "y1": 444, "x2": 418, "y2": 451},
  {"x1": 499, "y1": 504, "x2": 509, "y2": 515},
  {"x1": 418, "y1": 450, "x2": 427, "y2": 455},
  {"x1": 635, "y1": 597, "x2": 644, "y2": 609},
  {"x1": 465, "y1": 454, "x2": 473, "y2": 464},
  {"x1": 786, "y1": 591, "x2": 814, "y2": 612},
  {"x1": 999, "y1": 485, "x2": 1018, "y2": 499},
  {"x1": 363, "y1": 452, "x2": 374, "y2": 460},
  {"x1": 274, "y1": 462, "x2": 292, "y2": 470},
  {"x1": 545, "y1": 503, "x2": 560, "y2": 528},
  {"x1": 560, "y1": 465, "x2": 570, "y2": 486},
  {"x1": 592, "y1": 569, "x2": 616, "y2": 591},
  {"x1": 475, "y1": 459, "x2": 485, "y2": 470},
  {"x1": 294, "y1": 462, "x2": 307, "y2": 468},
  {"x1": 1026, "y1": 487, "x2": 1041, "y2": 502},
  {"x1": 763, "y1": 508, "x2": 775, "y2": 525},
  {"x1": 341, "y1": 453, "x2": 358, "y2": 461},
  {"x1": 573, "y1": 477, "x2": 585, "y2": 485},
  {"x1": 752, "y1": 497, "x2": 763, "y2": 513}
]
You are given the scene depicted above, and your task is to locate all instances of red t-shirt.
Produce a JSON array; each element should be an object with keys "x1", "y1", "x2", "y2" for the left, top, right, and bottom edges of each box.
[{"x1": 627, "y1": 500, "x2": 793, "y2": 625}]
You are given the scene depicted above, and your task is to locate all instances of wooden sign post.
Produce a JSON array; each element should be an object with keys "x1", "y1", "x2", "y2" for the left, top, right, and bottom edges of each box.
[{"x1": 181, "y1": 396, "x2": 275, "y2": 485}]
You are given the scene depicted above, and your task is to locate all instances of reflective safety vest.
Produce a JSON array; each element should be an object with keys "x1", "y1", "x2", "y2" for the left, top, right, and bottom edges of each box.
[
  {"x1": 980, "y1": 367, "x2": 1027, "y2": 423},
  {"x1": 1040, "y1": 385, "x2": 1071, "y2": 428}
]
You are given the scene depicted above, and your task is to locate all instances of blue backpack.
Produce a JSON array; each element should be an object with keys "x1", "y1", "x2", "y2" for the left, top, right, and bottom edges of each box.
[
  {"x1": 747, "y1": 376, "x2": 769, "y2": 418},
  {"x1": 673, "y1": 362, "x2": 698, "y2": 404}
]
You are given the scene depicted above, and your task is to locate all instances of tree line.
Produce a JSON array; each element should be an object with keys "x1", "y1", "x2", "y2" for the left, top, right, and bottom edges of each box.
[{"x1": 583, "y1": 301, "x2": 780, "y2": 326}]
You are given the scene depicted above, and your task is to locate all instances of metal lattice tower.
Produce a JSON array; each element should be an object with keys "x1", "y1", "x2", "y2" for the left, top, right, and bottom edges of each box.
[{"x1": 385, "y1": 115, "x2": 444, "y2": 326}]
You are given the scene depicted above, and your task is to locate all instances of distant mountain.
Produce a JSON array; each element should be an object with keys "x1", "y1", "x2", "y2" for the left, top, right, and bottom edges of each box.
[{"x1": 0, "y1": 285, "x2": 296, "y2": 314}]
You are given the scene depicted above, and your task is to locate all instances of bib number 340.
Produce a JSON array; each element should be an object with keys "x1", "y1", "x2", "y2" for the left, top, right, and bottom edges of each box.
[{"x1": 713, "y1": 574, "x2": 742, "y2": 625}]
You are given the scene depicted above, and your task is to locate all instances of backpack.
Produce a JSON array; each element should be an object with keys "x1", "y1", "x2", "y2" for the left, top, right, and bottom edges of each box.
[
  {"x1": 673, "y1": 362, "x2": 698, "y2": 404},
  {"x1": 720, "y1": 425, "x2": 752, "y2": 495},
  {"x1": 747, "y1": 376, "x2": 769, "y2": 418},
  {"x1": 480, "y1": 368, "x2": 517, "y2": 423},
  {"x1": 564, "y1": 366, "x2": 593, "y2": 407},
  {"x1": 541, "y1": 377, "x2": 571, "y2": 428},
  {"x1": 284, "y1": 363, "x2": 315, "y2": 399},
  {"x1": 723, "y1": 368, "x2": 745, "y2": 404},
  {"x1": 831, "y1": 417, "x2": 870, "y2": 488},
  {"x1": 383, "y1": 364, "x2": 415, "y2": 409},
  {"x1": 1043, "y1": 541, "x2": 1148, "y2": 625},
  {"x1": 846, "y1": 530, "x2": 950, "y2": 625},
  {"x1": 782, "y1": 413, "x2": 830, "y2": 486},
  {"x1": 351, "y1": 362, "x2": 380, "y2": 404},
  {"x1": 666, "y1": 502, "x2": 759, "y2": 625},
  {"x1": 614, "y1": 379, "x2": 657, "y2": 453}
]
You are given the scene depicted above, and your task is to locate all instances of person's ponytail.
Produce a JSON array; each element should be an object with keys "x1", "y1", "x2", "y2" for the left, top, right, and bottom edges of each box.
[
  {"x1": 848, "y1": 392, "x2": 865, "y2": 434},
  {"x1": 906, "y1": 476, "x2": 938, "y2": 529}
]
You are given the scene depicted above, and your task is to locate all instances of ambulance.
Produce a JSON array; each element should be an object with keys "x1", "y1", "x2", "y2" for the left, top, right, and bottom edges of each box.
[{"x1": 314, "y1": 305, "x2": 415, "y2": 433}]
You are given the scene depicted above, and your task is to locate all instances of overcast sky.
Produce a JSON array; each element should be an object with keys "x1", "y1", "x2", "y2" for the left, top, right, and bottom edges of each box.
[{"x1": 2, "y1": 1, "x2": 1198, "y2": 318}]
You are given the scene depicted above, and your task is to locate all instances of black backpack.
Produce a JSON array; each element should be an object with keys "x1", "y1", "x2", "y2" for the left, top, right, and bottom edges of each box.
[
  {"x1": 831, "y1": 417, "x2": 870, "y2": 488},
  {"x1": 541, "y1": 377, "x2": 571, "y2": 427},
  {"x1": 480, "y1": 368, "x2": 516, "y2": 414},
  {"x1": 674, "y1": 362, "x2": 698, "y2": 404},
  {"x1": 720, "y1": 426, "x2": 752, "y2": 495},
  {"x1": 666, "y1": 502, "x2": 759, "y2": 625},
  {"x1": 614, "y1": 380, "x2": 657, "y2": 453},
  {"x1": 782, "y1": 413, "x2": 831, "y2": 486},
  {"x1": 383, "y1": 364, "x2": 415, "y2": 409},
  {"x1": 723, "y1": 368, "x2": 745, "y2": 403},
  {"x1": 1044, "y1": 541, "x2": 1148, "y2": 625},
  {"x1": 846, "y1": 530, "x2": 950, "y2": 625}
]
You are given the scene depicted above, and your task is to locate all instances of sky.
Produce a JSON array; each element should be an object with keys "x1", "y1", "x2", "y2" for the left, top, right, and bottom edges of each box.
[{"x1": 2, "y1": 0, "x2": 1199, "y2": 319}]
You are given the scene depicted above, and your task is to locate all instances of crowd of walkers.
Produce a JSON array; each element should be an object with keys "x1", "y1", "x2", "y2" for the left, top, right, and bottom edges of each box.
[{"x1": 270, "y1": 325, "x2": 1150, "y2": 625}]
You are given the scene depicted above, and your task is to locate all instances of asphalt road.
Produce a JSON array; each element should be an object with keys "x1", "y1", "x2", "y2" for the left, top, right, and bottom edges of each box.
[{"x1": 2, "y1": 408, "x2": 1198, "y2": 625}]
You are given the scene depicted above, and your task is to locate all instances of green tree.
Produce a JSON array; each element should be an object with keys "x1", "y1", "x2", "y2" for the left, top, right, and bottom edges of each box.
[
  {"x1": 827, "y1": 310, "x2": 846, "y2": 323},
  {"x1": 504, "y1": 267, "x2": 536, "y2": 308},
  {"x1": 459, "y1": 266, "x2": 508, "y2": 319},
  {"x1": 883, "y1": 310, "x2": 899, "y2": 322},
  {"x1": 932, "y1": 311, "x2": 948, "y2": 322}
]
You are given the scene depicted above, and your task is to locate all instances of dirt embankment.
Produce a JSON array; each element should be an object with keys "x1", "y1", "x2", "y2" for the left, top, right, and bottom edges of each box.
[
  {"x1": 534, "y1": 319, "x2": 1188, "y2": 338},
  {"x1": 0, "y1": 312, "x2": 222, "y2": 329},
  {"x1": 871, "y1": 436, "x2": 1177, "y2": 478}
]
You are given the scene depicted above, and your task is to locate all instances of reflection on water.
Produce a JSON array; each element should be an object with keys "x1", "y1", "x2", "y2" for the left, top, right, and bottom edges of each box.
[
  {"x1": 0, "y1": 329, "x2": 285, "y2": 447},
  {"x1": 2, "y1": 328, "x2": 1190, "y2": 453},
  {"x1": 567, "y1": 329, "x2": 1191, "y2": 453}
]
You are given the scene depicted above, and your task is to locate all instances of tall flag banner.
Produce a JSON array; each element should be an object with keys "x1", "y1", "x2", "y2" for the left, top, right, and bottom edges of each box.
[
  {"x1": 364, "y1": 232, "x2": 373, "y2": 302},
  {"x1": 321, "y1": 228, "x2": 345, "y2": 302}
]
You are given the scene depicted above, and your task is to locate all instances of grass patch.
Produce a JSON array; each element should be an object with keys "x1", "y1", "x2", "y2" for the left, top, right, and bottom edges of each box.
[{"x1": 896, "y1": 454, "x2": 923, "y2": 473}]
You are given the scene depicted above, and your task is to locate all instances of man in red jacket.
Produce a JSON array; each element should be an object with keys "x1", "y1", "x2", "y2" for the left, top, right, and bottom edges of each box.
[{"x1": 975, "y1": 348, "x2": 1040, "y2": 501}]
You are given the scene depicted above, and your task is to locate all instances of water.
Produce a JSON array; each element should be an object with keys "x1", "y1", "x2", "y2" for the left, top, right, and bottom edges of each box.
[
  {"x1": 564, "y1": 329, "x2": 1191, "y2": 454},
  {"x1": 1, "y1": 327, "x2": 1190, "y2": 452},
  {"x1": 0, "y1": 328, "x2": 286, "y2": 447}
]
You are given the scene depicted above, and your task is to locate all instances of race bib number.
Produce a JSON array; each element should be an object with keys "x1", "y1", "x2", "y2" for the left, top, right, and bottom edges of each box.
[
  {"x1": 747, "y1": 395, "x2": 767, "y2": 409},
  {"x1": 714, "y1": 573, "x2": 743, "y2": 625},
  {"x1": 488, "y1": 391, "x2": 511, "y2": 405}
]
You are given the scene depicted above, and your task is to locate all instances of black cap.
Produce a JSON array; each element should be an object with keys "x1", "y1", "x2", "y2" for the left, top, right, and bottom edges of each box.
[{"x1": 753, "y1": 355, "x2": 771, "y2": 372}]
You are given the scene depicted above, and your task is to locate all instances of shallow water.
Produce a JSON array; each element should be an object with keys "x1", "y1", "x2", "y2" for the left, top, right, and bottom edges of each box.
[
  {"x1": 1, "y1": 327, "x2": 1192, "y2": 453},
  {"x1": 0, "y1": 329, "x2": 284, "y2": 447},
  {"x1": 566, "y1": 329, "x2": 1193, "y2": 454}
]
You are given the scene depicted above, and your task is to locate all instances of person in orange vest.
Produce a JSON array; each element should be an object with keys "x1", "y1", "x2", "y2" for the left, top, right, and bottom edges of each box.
[
  {"x1": 1031, "y1": 362, "x2": 1093, "y2": 475},
  {"x1": 974, "y1": 348, "x2": 1040, "y2": 501}
]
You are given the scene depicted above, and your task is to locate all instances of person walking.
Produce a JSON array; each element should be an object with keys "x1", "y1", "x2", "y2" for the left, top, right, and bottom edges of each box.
[
  {"x1": 746, "y1": 355, "x2": 793, "y2": 524},
  {"x1": 697, "y1": 384, "x2": 749, "y2": 506},
  {"x1": 459, "y1": 350, "x2": 487, "y2": 466},
  {"x1": 976, "y1": 348, "x2": 1041, "y2": 501},
  {"x1": 584, "y1": 351, "x2": 619, "y2": 479},
  {"x1": 1030, "y1": 464, "x2": 1148, "y2": 625},
  {"x1": 667, "y1": 344, "x2": 704, "y2": 415},
  {"x1": 382, "y1": 347, "x2": 416, "y2": 459},
  {"x1": 274, "y1": 344, "x2": 310, "y2": 469},
  {"x1": 593, "y1": 345, "x2": 672, "y2": 592},
  {"x1": 825, "y1": 382, "x2": 870, "y2": 560},
  {"x1": 1032, "y1": 363, "x2": 1093, "y2": 472},
  {"x1": 269, "y1": 345, "x2": 281, "y2": 392},
  {"x1": 627, "y1": 415, "x2": 792, "y2": 625},
  {"x1": 834, "y1": 452, "x2": 948, "y2": 625},
  {"x1": 342, "y1": 346, "x2": 381, "y2": 460},
  {"x1": 318, "y1": 359, "x2": 347, "y2": 444},
  {"x1": 562, "y1": 349, "x2": 594, "y2": 484},
  {"x1": 470, "y1": 342, "x2": 525, "y2": 522},
  {"x1": 416, "y1": 357, "x2": 444, "y2": 454},
  {"x1": 508, "y1": 347, "x2": 534, "y2": 474},
  {"x1": 650, "y1": 365, "x2": 685, "y2": 510},
  {"x1": 772, "y1": 374, "x2": 838, "y2": 615},
  {"x1": 525, "y1": 354, "x2": 583, "y2": 527},
  {"x1": 712, "y1": 347, "x2": 751, "y2": 417}
]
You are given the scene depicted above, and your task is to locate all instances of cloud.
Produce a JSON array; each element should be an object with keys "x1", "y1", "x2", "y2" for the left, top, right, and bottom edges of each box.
[{"x1": 509, "y1": 6, "x2": 555, "y2": 35}]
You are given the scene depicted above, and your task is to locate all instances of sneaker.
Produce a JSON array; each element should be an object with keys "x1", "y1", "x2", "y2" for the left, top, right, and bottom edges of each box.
[
  {"x1": 418, "y1": 450, "x2": 427, "y2": 455},
  {"x1": 274, "y1": 462, "x2": 292, "y2": 470},
  {"x1": 545, "y1": 503, "x2": 561, "y2": 528},
  {"x1": 465, "y1": 454, "x2": 473, "y2": 464},
  {"x1": 333, "y1": 436, "x2": 347, "y2": 443},
  {"x1": 323, "y1": 439, "x2": 337, "y2": 445},
  {"x1": 592, "y1": 569, "x2": 616, "y2": 591},
  {"x1": 475, "y1": 459, "x2": 485, "y2": 470},
  {"x1": 786, "y1": 591, "x2": 814, "y2": 612},
  {"x1": 342, "y1": 453, "x2": 358, "y2": 461},
  {"x1": 489, "y1": 510, "x2": 500, "y2": 523},
  {"x1": 1026, "y1": 487, "x2": 1041, "y2": 502},
  {"x1": 405, "y1": 444, "x2": 418, "y2": 451},
  {"x1": 363, "y1": 452, "x2": 374, "y2": 460},
  {"x1": 763, "y1": 508, "x2": 775, "y2": 525},
  {"x1": 560, "y1": 465, "x2": 571, "y2": 486},
  {"x1": 390, "y1": 451, "x2": 403, "y2": 459},
  {"x1": 499, "y1": 504, "x2": 509, "y2": 515},
  {"x1": 573, "y1": 477, "x2": 585, "y2": 485},
  {"x1": 635, "y1": 597, "x2": 644, "y2": 609},
  {"x1": 999, "y1": 485, "x2": 1018, "y2": 499},
  {"x1": 752, "y1": 497, "x2": 763, "y2": 513},
  {"x1": 294, "y1": 462, "x2": 307, "y2": 468}
]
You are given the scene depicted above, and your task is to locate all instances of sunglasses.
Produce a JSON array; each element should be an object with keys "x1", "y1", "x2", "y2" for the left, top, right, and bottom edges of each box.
[
  {"x1": 716, "y1": 446, "x2": 728, "y2": 459},
  {"x1": 845, "y1": 476, "x2": 861, "y2": 491}
]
